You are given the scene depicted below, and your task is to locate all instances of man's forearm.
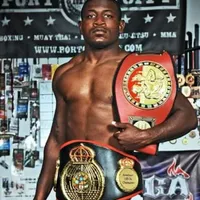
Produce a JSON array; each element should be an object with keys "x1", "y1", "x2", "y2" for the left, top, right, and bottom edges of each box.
[
  {"x1": 34, "y1": 169, "x2": 54, "y2": 200},
  {"x1": 34, "y1": 141, "x2": 60, "y2": 200},
  {"x1": 145, "y1": 91, "x2": 197, "y2": 145},
  {"x1": 148, "y1": 108, "x2": 197, "y2": 144}
]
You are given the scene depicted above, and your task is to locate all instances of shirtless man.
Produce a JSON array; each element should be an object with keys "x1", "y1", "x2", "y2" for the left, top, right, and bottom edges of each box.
[{"x1": 34, "y1": 0, "x2": 197, "y2": 199}]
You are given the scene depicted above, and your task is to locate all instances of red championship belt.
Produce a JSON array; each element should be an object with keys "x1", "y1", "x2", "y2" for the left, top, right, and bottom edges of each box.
[{"x1": 115, "y1": 51, "x2": 177, "y2": 155}]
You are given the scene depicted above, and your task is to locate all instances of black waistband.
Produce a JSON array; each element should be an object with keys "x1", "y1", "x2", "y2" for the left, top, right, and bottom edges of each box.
[{"x1": 55, "y1": 140, "x2": 143, "y2": 200}]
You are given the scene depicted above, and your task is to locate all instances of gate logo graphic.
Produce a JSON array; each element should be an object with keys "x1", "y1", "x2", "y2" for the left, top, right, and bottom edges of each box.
[
  {"x1": 143, "y1": 158, "x2": 193, "y2": 200},
  {"x1": 60, "y1": 0, "x2": 84, "y2": 26},
  {"x1": 167, "y1": 158, "x2": 193, "y2": 200}
]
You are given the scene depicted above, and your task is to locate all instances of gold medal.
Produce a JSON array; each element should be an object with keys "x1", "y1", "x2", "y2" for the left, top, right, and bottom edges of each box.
[
  {"x1": 182, "y1": 137, "x2": 189, "y2": 145},
  {"x1": 189, "y1": 130, "x2": 196, "y2": 138},
  {"x1": 169, "y1": 139, "x2": 177, "y2": 144},
  {"x1": 116, "y1": 157, "x2": 139, "y2": 192},
  {"x1": 185, "y1": 73, "x2": 195, "y2": 86},
  {"x1": 60, "y1": 144, "x2": 105, "y2": 200},
  {"x1": 181, "y1": 86, "x2": 191, "y2": 97},
  {"x1": 176, "y1": 74, "x2": 185, "y2": 87}
]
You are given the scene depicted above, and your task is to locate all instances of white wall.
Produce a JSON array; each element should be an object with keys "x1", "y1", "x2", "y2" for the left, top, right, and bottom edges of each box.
[{"x1": 186, "y1": 0, "x2": 200, "y2": 36}]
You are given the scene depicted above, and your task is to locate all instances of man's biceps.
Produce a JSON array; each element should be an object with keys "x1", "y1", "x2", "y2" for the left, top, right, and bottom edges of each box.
[{"x1": 172, "y1": 92, "x2": 185, "y2": 107}]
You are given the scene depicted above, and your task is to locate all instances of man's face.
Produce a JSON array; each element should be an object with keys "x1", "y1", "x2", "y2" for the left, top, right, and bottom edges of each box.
[{"x1": 79, "y1": 0, "x2": 125, "y2": 49}]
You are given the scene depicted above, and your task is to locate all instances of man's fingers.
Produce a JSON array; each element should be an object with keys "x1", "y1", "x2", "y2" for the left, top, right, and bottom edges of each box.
[
  {"x1": 112, "y1": 121, "x2": 127, "y2": 129},
  {"x1": 113, "y1": 130, "x2": 121, "y2": 138}
]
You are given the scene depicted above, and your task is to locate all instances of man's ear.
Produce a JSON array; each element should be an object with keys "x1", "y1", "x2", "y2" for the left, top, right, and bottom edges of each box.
[
  {"x1": 78, "y1": 20, "x2": 83, "y2": 34},
  {"x1": 119, "y1": 20, "x2": 125, "y2": 34}
]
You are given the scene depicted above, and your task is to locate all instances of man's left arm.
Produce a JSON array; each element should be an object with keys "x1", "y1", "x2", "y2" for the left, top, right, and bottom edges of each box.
[
  {"x1": 146, "y1": 91, "x2": 197, "y2": 144},
  {"x1": 113, "y1": 91, "x2": 197, "y2": 150}
]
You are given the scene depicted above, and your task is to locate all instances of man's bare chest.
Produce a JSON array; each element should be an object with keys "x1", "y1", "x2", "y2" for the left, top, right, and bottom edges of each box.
[{"x1": 60, "y1": 66, "x2": 116, "y2": 103}]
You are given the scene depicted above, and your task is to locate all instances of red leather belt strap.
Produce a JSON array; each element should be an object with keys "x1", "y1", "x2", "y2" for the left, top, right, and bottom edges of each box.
[{"x1": 114, "y1": 51, "x2": 177, "y2": 155}]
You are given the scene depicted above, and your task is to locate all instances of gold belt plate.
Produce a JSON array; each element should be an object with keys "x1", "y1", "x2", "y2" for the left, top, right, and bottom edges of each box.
[
  {"x1": 116, "y1": 157, "x2": 139, "y2": 192},
  {"x1": 60, "y1": 144, "x2": 105, "y2": 200}
]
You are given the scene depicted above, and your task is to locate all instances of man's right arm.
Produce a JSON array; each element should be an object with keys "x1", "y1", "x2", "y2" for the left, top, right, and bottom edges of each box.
[{"x1": 34, "y1": 66, "x2": 68, "y2": 200}]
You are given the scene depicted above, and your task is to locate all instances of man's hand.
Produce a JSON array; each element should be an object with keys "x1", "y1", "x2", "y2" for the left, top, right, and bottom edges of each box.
[{"x1": 112, "y1": 121, "x2": 151, "y2": 151}]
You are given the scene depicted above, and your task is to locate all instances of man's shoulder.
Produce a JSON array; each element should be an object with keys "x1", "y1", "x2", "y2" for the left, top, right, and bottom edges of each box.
[
  {"x1": 54, "y1": 54, "x2": 83, "y2": 79},
  {"x1": 58, "y1": 55, "x2": 79, "y2": 71}
]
